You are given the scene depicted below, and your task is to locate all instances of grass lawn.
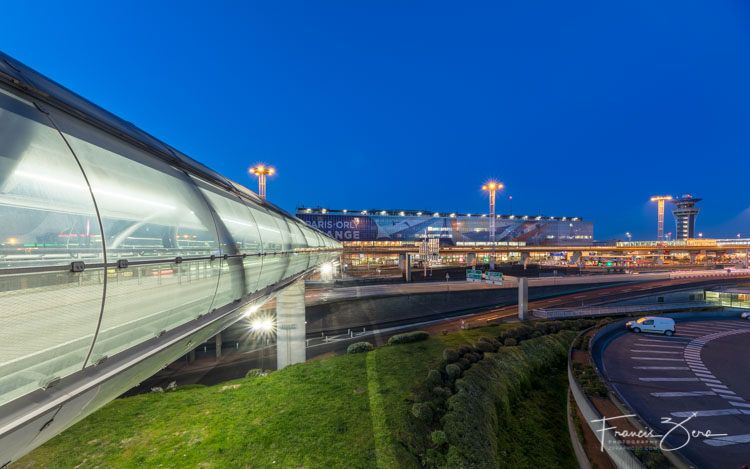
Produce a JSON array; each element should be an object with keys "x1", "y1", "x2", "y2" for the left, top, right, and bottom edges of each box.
[{"x1": 18, "y1": 324, "x2": 529, "y2": 469}]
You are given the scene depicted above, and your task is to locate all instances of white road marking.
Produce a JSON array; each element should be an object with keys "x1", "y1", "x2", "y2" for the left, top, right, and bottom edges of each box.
[
  {"x1": 630, "y1": 350, "x2": 682, "y2": 354},
  {"x1": 721, "y1": 395, "x2": 744, "y2": 401},
  {"x1": 713, "y1": 389, "x2": 736, "y2": 395},
  {"x1": 671, "y1": 409, "x2": 748, "y2": 418},
  {"x1": 730, "y1": 402, "x2": 750, "y2": 408},
  {"x1": 694, "y1": 373, "x2": 717, "y2": 379},
  {"x1": 638, "y1": 337, "x2": 690, "y2": 343},
  {"x1": 639, "y1": 377, "x2": 700, "y2": 382},
  {"x1": 709, "y1": 384, "x2": 728, "y2": 389},
  {"x1": 700, "y1": 378, "x2": 722, "y2": 384},
  {"x1": 704, "y1": 434, "x2": 750, "y2": 447},
  {"x1": 633, "y1": 366, "x2": 690, "y2": 370},
  {"x1": 634, "y1": 343, "x2": 684, "y2": 349},
  {"x1": 652, "y1": 391, "x2": 716, "y2": 397},
  {"x1": 632, "y1": 357, "x2": 685, "y2": 361}
]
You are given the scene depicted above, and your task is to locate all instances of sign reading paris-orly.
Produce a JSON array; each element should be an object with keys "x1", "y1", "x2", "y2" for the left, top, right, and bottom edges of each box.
[{"x1": 296, "y1": 212, "x2": 595, "y2": 246}]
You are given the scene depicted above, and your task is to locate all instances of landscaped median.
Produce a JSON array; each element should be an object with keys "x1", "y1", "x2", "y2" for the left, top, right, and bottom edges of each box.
[{"x1": 17, "y1": 321, "x2": 594, "y2": 468}]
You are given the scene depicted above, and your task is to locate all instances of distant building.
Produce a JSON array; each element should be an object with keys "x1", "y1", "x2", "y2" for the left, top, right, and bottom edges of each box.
[
  {"x1": 296, "y1": 208, "x2": 594, "y2": 246},
  {"x1": 671, "y1": 194, "x2": 701, "y2": 240}
]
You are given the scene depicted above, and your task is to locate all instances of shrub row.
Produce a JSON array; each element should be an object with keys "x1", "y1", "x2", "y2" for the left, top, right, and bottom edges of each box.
[
  {"x1": 436, "y1": 332, "x2": 577, "y2": 468},
  {"x1": 388, "y1": 331, "x2": 430, "y2": 345},
  {"x1": 571, "y1": 360, "x2": 608, "y2": 398}
]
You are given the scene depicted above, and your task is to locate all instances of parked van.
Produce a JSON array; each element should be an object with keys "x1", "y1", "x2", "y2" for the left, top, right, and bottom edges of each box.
[{"x1": 625, "y1": 316, "x2": 676, "y2": 336}]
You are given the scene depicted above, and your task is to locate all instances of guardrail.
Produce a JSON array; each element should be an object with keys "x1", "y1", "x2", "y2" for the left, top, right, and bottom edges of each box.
[
  {"x1": 534, "y1": 301, "x2": 719, "y2": 319},
  {"x1": 568, "y1": 331, "x2": 644, "y2": 468}
]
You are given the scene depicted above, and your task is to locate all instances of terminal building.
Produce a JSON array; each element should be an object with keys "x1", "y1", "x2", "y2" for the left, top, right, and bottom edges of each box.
[
  {"x1": 296, "y1": 208, "x2": 593, "y2": 247},
  {"x1": 671, "y1": 194, "x2": 701, "y2": 240}
]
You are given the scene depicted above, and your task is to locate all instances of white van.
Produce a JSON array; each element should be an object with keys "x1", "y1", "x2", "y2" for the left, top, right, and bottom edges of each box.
[{"x1": 625, "y1": 316, "x2": 676, "y2": 336}]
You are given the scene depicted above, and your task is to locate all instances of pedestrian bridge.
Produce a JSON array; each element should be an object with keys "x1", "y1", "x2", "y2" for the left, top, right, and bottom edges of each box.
[{"x1": 0, "y1": 51, "x2": 340, "y2": 464}]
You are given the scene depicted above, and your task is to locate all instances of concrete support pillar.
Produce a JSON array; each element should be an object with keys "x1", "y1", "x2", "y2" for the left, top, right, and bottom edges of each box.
[
  {"x1": 570, "y1": 251, "x2": 582, "y2": 264},
  {"x1": 215, "y1": 332, "x2": 222, "y2": 360},
  {"x1": 701, "y1": 249, "x2": 707, "y2": 267},
  {"x1": 521, "y1": 252, "x2": 530, "y2": 270},
  {"x1": 405, "y1": 254, "x2": 412, "y2": 282},
  {"x1": 276, "y1": 278, "x2": 306, "y2": 370},
  {"x1": 689, "y1": 252, "x2": 697, "y2": 264},
  {"x1": 518, "y1": 277, "x2": 529, "y2": 320},
  {"x1": 467, "y1": 253, "x2": 476, "y2": 267},
  {"x1": 398, "y1": 253, "x2": 406, "y2": 271}
]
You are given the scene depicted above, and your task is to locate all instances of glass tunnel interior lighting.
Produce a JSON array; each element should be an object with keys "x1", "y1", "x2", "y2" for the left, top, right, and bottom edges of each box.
[{"x1": 320, "y1": 263, "x2": 333, "y2": 275}]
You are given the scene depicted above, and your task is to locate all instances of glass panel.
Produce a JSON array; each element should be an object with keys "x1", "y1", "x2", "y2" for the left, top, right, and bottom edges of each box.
[
  {"x1": 257, "y1": 254, "x2": 291, "y2": 291},
  {"x1": 191, "y1": 177, "x2": 265, "y2": 308},
  {"x1": 0, "y1": 268, "x2": 104, "y2": 407},
  {"x1": 284, "y1": 219, "x2": 307, "y2": 251},
  {"x1": 50, "y1": 110, "x2": 220, "y2": 262},
  {"x1": 300, "y1": 225, "x2": 319, "y2": 248},
  {"x1": 192, "y1": 179, "x2": 261, "y2": 255},
  {"x1": 269, "y1": 210, "x2": 292, "y2": 251},
  {"x1": 0, "y1": 89, "x2": 105, "y2": 406},
  {"x1": 242, "y1": 255, "x2": 263, "y2": 294},
  {"x1": 244, "y1": 203, "x2": 284, "y2": 253},
  {"x1": 283, "y1": 252, "x2": 312, "y2": 278},
  {"x1": 88, "y1": 260, "x2": 219, "y2": 363},
  {"x1": 46, "y1": 110, "x2": 223, "y2": 363},
  {"x1": 0, "y1": 88, "x2": 104, "y2": 267}
]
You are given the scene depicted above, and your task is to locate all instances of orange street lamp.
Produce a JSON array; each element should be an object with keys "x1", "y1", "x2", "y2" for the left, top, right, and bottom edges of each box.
[
  {"x1": 482, "y1": 182, "x2": 504, "y2": 270},
  {"x1": 249, "y1": 165, "x2": 275, "y2": 199}
]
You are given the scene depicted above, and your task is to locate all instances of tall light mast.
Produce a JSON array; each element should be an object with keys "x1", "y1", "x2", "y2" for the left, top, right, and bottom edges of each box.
[
  {"x1": 650, "y1": 195, "x2": 672, "y2": 241},
  {"x1": 249, "y1": 165, "x2": 275, "y2": 199},
  {"x1": 650, "y1": 195, "x2": 672, "y2": 265},
  {"x1": 482, "y1": 182, "x2": 504, "y2": 270}
]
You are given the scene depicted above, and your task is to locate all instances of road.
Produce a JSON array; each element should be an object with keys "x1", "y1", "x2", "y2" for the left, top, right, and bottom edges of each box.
[
  {"x1": 303, "y1": 269, "x2": 750, "y2": 306},
  {"x1": 601, "y1": 319, "x2": 750, "y2": 468}
]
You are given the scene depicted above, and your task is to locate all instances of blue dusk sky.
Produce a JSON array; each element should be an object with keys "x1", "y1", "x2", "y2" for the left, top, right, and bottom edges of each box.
[{"x1": 2, "y1": 1, "x2": 749, "y2": 240}]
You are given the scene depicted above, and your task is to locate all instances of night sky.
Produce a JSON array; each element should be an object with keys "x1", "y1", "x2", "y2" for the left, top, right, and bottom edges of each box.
[{"x1": 2, "y1": 1, "x2": 749, "y2": 240}]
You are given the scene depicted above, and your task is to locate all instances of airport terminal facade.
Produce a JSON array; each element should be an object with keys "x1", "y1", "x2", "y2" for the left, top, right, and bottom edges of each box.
[{"x1": 296, "y1": 208, "x2": 594, "y2": 247}]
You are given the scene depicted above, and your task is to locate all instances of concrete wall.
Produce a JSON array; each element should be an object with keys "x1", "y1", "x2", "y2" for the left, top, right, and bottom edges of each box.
[{"x1": 305, "y1": 282, "x2": 623, "y2": 333}]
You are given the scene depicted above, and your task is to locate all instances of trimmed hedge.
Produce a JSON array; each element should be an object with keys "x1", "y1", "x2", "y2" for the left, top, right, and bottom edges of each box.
[
  {"x1": 346, "y1": 342, "x2": 374, "y2": 354},
  {"x1": 388, "y1": 331, "x2": 430, "y2": 345},
  {"x1": 439, "y1": 332, "x2": 577, "y2": 468}
]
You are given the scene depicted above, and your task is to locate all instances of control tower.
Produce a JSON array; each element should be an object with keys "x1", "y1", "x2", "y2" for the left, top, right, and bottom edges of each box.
[{"x1": 671, "y1": 194, "x2": 702, "y2": 240}]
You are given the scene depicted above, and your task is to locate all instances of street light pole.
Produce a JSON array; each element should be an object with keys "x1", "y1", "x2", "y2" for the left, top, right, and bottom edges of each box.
[{"x1": 249, "y1": 165, "x2": 276, "y2": 199}]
